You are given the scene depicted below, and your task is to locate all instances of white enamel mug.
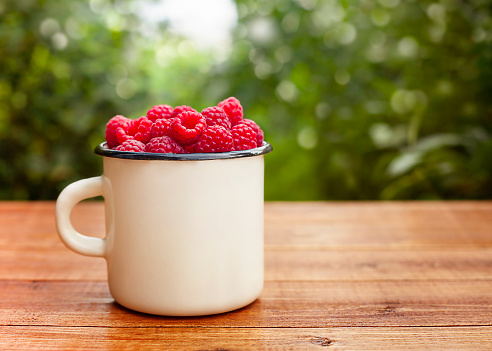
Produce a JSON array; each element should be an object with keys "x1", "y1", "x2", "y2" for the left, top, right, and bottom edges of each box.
[{"x1": 55, "y1": 142, "x2": 272, "y2": 316}]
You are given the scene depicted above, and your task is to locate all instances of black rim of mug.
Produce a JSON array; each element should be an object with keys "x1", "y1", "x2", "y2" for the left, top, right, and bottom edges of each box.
[{"x1": 94, "y1": 141, "x2": 273, "y2": 161}]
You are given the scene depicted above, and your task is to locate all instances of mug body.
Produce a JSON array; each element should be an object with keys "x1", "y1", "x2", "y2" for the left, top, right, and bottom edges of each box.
[{"x1": 102, "y1": 154, "x2": 265, "y2": 316}]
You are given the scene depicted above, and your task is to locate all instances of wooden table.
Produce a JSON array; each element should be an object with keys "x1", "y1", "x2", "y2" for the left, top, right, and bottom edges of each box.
[{"x1": 1, "y1": 201, "x2": 492, "y2": 349}]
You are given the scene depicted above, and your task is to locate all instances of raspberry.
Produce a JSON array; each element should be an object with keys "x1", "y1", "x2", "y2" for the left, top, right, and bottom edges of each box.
[
  {"x1": 231, "y1": 124, "x2": 257, "y2": 151},
  {"x1": 114, "y1": 140, "x2": 146, "y2": 152},
  {"x1": 170, "y1": 111, "x2": 207, "y2": 146},
  {"x1": 218, "y1": 97, "x2": 243, "y2": 126},
  {"x1": 170, "y1": 105, "x2": 197, "y2": 118},
  {"x1": 105, "y1": 115, "x2": 131, "y2": 148},
  {"x1": 151, "y1": 117, "x2": 176, "y2": 138},
  {"x1": 146, "y1": 104, "x2": 174, "y2": 122},
  {"x1": 189, "y1": 125, "x2": 234, "y2": 153},
  {"x1": 201, "y1": 106, "x2": 231, "y2": 129},
  {"x1": 145, "y1": 136, "x2": 185, "y2": 154},
  {"x1": 104, "y1": 98, "x2": 265, "y2": 154},
  {"x1": 127, "y1": 116, "x2": 153, "y2": 144},
  {"x1": 237, "y1": 119, "x2": 264, "y2": 147}
]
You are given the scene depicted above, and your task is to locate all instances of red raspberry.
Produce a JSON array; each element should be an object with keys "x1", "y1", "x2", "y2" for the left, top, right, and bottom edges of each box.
[
  {"x1": 189, "y1": 125, "x2": 233, "y2": 153},
  {"x1": 218, "y1": 97, "x2": 243, "y2": 126},
  {"x1": 151, "y1": 117, "x2": 176, "y2": 138},
  {"x1": 170, "y1": 111, "x2": 207, "y2": 146},
  {"x1": 170, "y1": 105, "x2": 197, "y2": 118},
  {"x1": 105, "y1": 115, "x2": 131, "y2": 148},
  {"x1": 114, "y1": 140, "x2": 146, "y2": 152},
  {"x1": 145, "y1": 136, "x2": 185, "y2": 154},
  {"x1": 237, "y1": 119, "x2": 264, "y2": 147},
  {"x1": 201, "y1": 106, "x2": 231, "y2": 129},
  {"x1": 127, "y1": 116, "x2": 153, "y2": 143},
  {"x1": 146, "y1": 104, "x2": 174, "y2": 122},
  {"x1": 231, "y1": 124, "x2": 257, "y2": 151}
]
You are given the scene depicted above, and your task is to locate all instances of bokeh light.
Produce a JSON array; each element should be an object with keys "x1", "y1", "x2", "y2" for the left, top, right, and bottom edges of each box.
[{"x1": 1, "y1": 0, "x2": 491, "y2": 201}]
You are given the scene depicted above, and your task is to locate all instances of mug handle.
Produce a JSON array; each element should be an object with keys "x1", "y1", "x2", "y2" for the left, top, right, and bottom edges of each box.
[{"x1": 55, "y1": 176, "x2": 106, "y2": 257}]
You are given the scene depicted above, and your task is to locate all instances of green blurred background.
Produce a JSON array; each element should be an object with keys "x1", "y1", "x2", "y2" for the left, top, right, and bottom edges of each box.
[{"x1": 1, "y1": 0, "x2": 491, "y2": 201}]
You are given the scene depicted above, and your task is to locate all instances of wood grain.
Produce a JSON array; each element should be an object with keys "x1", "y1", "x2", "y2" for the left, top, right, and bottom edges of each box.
[
  {"x1": 1, "y1": 201, "x2": 491, "y2": 350},
  {"x1": 264, "y1": 201, "x2": 492, "y2": 250},
  {"x1": 2, "y1": 201, "x2": 492, "y2": 250},
  {"x1": 2, "y1": 248, "x2": 492, "y2": 281},
  {"x1": 1, "y1": 280, "x2": 492, "y2": 328},
  {"x1": 2, "y1": 326, "x2": 492, "y2": 350}
]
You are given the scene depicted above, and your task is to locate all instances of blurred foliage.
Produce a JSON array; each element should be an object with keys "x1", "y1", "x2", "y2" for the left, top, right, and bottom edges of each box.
[{"x1": 0, "y1": 0, "x2": 491, "y2": 200}]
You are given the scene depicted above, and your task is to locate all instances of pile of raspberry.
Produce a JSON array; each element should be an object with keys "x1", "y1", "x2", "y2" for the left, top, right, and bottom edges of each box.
[{"x1": 105, "y1": 97, "x2": 264, "y2": 154}]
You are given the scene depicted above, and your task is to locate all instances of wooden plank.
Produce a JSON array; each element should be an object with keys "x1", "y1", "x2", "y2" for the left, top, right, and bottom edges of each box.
[
  {"x1": 2, "y1": 326, "x2": 492, "y2": 350},
  {"x1": 266, "y1": 249, "x2": 492, "y2": 281},
  {"x1": 264, "y1": 202, "x2": 492, "y2": 250},
  {"x1": 0, "y1": 249, "x2": 107, "y2": 281},
  {"x1": 0, "y1": 201, "x2": 105, "y2": 249},
  {"x1": 2, "y1": 248, "x2": 492, "y2": 282},
  {"x1": 2, "y1": 202, "x2": 491, "y2": 250},
  {"x1": 1, "y1": 280, "x2": 492, "y2": 328}
]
